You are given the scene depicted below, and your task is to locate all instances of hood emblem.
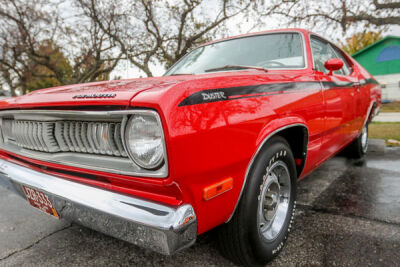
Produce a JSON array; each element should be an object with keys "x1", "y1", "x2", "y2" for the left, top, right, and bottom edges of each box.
[{"x1": 72, "y1": 93, "x2": 116, "y2": 99}]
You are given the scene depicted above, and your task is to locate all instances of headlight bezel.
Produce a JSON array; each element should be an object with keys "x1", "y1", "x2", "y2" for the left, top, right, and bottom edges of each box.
[{"x1": 123, "y1": 110, "x2": 167, "y2": 171}]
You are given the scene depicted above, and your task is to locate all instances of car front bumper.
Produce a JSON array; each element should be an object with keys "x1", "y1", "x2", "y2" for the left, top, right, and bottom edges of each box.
[{"x1": 0, "y1": 158, "x2": 197, "y2": 255}]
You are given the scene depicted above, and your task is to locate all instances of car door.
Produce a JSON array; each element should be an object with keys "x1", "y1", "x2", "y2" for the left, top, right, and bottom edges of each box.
[
  {"x1": 310, "y1": 35, "x2": 358, "y2": 159},
  {"x1": 329, "y1": 44, "x2": 364, "y2": 132}
]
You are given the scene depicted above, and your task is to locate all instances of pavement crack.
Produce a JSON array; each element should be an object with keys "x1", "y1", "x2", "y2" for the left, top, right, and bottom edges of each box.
[{"x1": 0, "y1": 223, "x2": 72, "y2": 261}]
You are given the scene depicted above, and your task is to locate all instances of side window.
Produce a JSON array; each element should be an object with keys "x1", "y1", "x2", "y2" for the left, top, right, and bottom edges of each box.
[
  {"x1": 331, "y1": 46, "x2": 352, "y2": 76},
  {"x1": 310, "y1": 36, "x2": 343, "y2": 75}
]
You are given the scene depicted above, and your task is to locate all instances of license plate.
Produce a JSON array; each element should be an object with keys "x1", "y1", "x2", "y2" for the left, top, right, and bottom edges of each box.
[{"x1": 22, "y1": 185, "x2": 59, "y2": 218}]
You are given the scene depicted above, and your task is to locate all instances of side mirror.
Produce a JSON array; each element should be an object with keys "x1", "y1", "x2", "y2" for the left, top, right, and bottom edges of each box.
[{"x1": 324, "y1": 58, "x2": 344, "y2": 75}]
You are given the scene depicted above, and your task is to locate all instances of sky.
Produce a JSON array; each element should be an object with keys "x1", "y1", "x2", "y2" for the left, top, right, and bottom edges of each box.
[{"x1": 389, "y1": 25, "x2": 400, "y2": 36}]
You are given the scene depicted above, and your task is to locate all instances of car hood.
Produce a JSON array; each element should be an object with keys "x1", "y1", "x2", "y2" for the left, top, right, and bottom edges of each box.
[
  {"x1": 0, "y1": 76, "x2": 190, "y2": 110},
  {"x1": 0, "y1": 71, "x2": 310, "y2": 110}
]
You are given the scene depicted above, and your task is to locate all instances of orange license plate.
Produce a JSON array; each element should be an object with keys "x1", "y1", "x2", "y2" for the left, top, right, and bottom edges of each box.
[{"x1": 22, "y1": 185, "x2": 59, "y2": 218}]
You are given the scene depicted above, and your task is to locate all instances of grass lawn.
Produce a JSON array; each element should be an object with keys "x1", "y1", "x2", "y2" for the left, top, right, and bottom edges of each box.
[
  {"x1": 381, "y1": 101, "x2": 400, "y2": 113},
  {"x1": 369, "y1": 122, "x2": 400, "y2": 146}
]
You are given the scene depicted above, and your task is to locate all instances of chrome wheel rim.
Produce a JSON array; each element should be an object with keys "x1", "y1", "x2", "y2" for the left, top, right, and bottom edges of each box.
[
  {"x1": 361, "y1": 125, "x2": 368, "y2": 153},
  {"x1": 257, "y1": 160, "x2": 291, "y2": 241}
]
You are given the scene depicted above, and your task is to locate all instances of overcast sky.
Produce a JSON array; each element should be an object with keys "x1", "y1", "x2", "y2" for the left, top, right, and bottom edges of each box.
[{"x1": 389, "y1": 25, "x2": 400, "y2": 35}]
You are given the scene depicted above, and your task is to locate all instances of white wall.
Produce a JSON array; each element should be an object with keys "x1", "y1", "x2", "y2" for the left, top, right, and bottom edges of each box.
[{"x1": 374, "y1": 73, "x2": 400, "y2": 101}]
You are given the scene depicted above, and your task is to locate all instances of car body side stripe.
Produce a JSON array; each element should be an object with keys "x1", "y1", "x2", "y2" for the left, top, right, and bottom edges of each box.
[
  {"x1": 178, "y1": 79, "x2": 378, "y2": 107},
  {"x1": 178, "y1": 81, "x2": 321, "y2": 106}
]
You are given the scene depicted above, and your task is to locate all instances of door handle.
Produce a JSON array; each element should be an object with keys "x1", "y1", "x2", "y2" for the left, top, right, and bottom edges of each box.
[{"x1": 354, "y1": 82, "x2": 361, "y2": 92}]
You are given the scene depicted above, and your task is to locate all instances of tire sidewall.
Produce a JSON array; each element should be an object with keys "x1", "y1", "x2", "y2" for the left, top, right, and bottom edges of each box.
[
  {"x1": 240, "y1": 137, "x2": 297, "y2": 264},
  {"x1": 361, "y1": 124, "x2": 368, "y2": 154}
]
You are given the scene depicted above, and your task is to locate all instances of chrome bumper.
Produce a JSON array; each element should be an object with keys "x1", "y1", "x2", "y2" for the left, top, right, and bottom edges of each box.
[{"x1": 0, "y1": 158, "x2": 197, "y2": 255}]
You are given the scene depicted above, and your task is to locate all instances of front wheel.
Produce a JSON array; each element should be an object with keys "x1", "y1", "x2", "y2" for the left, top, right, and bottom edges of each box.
[{"x1": 217, "y1": 136, "x2": 297, "y2": 266}]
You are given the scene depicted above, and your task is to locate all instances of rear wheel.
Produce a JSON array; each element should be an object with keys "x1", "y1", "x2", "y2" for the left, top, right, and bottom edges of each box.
[
  {"x1": 345, "y1": 123, "x2": 369, "y2": 159},
  {"x1": 217, "y1": 136, "x2": 297, "y2": 266}
]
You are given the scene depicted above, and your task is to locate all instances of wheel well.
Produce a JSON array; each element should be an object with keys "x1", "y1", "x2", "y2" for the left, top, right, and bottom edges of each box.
[
  {"x1": 226, "y1": 124, "x2": 309, "y2": 222},
  {"x1": 276, "y1": 126, "x2": 308, "y2": 177}
]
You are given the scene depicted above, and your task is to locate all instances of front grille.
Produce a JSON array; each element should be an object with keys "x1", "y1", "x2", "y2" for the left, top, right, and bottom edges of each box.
[
  {"x1": 0, "y1": 110, "x2": 167, "y2": 177},
  {"x1": 5, "y1": 120, "x2": 127, "y2": 157}
]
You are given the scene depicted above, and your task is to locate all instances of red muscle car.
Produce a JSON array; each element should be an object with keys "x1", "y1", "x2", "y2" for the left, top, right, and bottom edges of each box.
[{"x1": 0, "y1": 29, "x2": 381, "y2": 266}]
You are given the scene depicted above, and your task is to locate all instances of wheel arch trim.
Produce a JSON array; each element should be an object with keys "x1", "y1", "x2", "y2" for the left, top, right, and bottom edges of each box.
[
  {"x1": 365, "y1": 100, "x2": 377, "y2": 126},
  {"x1": 226, "y1": 123, "x2": 309, "y2": 222}
]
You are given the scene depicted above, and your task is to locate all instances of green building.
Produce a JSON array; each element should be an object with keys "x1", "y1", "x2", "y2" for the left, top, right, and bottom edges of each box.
[{"x1": 352, "y1": 36, "x2": 400, "y2": 100}]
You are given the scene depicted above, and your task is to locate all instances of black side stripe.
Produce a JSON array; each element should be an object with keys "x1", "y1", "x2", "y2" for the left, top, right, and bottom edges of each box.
[
  {"x1": 322, "y1": 78, "x2": 379, "y2": 90},
  {"x1": 178, "y1": 81, "x2": 320, "y2": 107},
  {"x1": 322, "y1": 81, "x2": 354, "y2": 89},
  {"x1": 178, "y1": 79, "x2": 379, "y2": 107}
]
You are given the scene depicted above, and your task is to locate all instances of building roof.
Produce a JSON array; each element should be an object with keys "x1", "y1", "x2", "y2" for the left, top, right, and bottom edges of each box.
[
  {"x1": 351, "y1": 35, "x2": 400, "y2": 76},
  {"x1": 352, "y1": 36, "x2": 400, "y2": 57}
]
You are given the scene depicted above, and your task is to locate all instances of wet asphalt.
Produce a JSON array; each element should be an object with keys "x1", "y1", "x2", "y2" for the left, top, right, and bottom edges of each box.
[{"x1": 0, "y1": 140, "x2": 399, "y2": 266}]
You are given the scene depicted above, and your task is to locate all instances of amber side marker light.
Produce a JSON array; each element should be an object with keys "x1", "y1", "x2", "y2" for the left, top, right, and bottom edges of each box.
[{"x1": 203, "y1": 177, "x2": 233, "y2": 201}]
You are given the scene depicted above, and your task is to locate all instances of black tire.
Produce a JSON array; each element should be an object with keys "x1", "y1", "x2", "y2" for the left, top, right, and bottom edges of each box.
[
  {"x1": 345, "y1": 123, "x2": 369, "y2": 159},
  {"x1": 217, "y1": 136, "x2": 297, "y2": 267}
]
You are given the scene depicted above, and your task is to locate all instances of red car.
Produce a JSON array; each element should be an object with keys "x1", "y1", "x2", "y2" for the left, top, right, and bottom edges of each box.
[{"x1": 0, "y1": 29, "x2": 381, "y2": 266}]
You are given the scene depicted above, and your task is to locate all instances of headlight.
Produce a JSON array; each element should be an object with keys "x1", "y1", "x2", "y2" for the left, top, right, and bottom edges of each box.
[{"x1": 125, "y1": 111, "x2": 165, "y2": 169}]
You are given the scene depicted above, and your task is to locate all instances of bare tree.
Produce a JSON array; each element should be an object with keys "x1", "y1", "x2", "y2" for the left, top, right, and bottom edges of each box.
[
  {"x1": 0, "y1": 0, "x2": 54, "y2": 95},
  {"x1": 76, "y1": 0, "x2": 263, "y2": 77},
  {"x1": 271, "y1": 0, "x2": 400, "y2": 33},
  {"x1": 0, "y1": 0, "x2": 284, "y2": 93},
  {"x1": 5, "y1": 0, "x2": 395, "y2": 96},
  {"x1": 0, "y1": 0, "x2": 122, "y2": 96}
]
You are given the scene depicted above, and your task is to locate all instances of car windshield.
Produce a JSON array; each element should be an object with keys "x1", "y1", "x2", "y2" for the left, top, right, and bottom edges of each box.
[{"x1": 165, "y1": 32, "x2": 305, "y2": 75}]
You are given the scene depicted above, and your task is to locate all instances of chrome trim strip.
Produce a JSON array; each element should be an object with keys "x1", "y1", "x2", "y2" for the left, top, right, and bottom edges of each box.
[
  {"x1": 0, "y1": 147, "x2": 168, "y2": 177},
  {"x1": 0, "y1": 158, "x2": 196, "y2": 255},
  {"x1": 0, "y1": 109, "x2": 168, "y2": 178},
  {"x1": 373, "y1": 104, "x2": 380, "y2": 117},
  {"x1": 363, "y1": 101, "x2": 376, "y2": 128},
  {"x1": 0, "y1": 109, "x2": 137, "y2": 118},
  {"x1": 226, "y1": 123, "x2": 309, "y2": 222}
]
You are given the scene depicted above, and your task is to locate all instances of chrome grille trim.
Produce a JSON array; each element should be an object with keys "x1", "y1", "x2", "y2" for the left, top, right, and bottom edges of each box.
[
  {"x1": 12, "y1": 121, "x2": 58, "y2": 152},
  {"x1": 114, "y1": 123, "x2": 126, "y2": 157},
  {"x1": 7, "y1": 120, "x2": 127, "y2": 157},
  {"x1": 0, "y1": 110, "x2": 168, "y2": 178}
]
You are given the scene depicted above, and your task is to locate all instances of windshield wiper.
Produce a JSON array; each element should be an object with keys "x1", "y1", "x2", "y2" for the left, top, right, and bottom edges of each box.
[
  {"x1": 169, "y1": 73, "x2": 194, "y2": 76},
  {"x1": 204, "y1": 65, "x2": 268, "y2": 73}
]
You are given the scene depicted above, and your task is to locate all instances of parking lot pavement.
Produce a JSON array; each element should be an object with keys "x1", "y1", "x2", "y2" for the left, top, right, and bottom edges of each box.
[
  {"x1": 1, "y1": 144, "x2": 400, "y2": 266},
  {"x1": 0, "y1": 180, "x2": 70, "y2": 260}
]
